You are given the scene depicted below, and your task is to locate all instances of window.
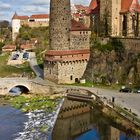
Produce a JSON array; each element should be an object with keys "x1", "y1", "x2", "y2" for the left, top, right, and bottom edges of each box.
[
  {"x1": 29, "y1": 19, "x2": 35, "y2": 22},
  {"x1": 70, "y1": 75, "x2": 73, "y2": 80}
]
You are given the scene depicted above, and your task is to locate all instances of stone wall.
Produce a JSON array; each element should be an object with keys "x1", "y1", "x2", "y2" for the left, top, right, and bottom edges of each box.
[
  {"x1": 52, "y1": 98, "x2": 91, "y2": 140},
  {"x1": 99, "y1": 0, "x2": 112, "y2": 36},
  {"x1": 44, "y1": 0, "x2": 90, "y2": 84},
  {"x1": 49, "y1": 0, "x2": 71, "y2": 50},
  {"x1": 83, "y1": 38, "x2": 140, "y2": 84},
  {"x1": 58, "y1": 60, "x2": 88, "y2": 84},
  {"x1": 44, "y1": 59, "x2": 89, "y2": 84},
  {"x1": 70, "y1": 31, "x2": 91, "y2": 50},
  {"x1": 44, "y1": 61, "x2": 59, "y2": 83},
  {"x1": 25, "y1": 21, "x2": 49, "y2": 28}
]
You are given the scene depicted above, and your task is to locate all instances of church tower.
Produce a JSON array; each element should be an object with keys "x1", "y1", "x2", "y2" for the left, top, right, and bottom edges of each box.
[
  {"x1": 99, "y1": 0, "x2": 121, "y2": 36},
  {"x1": 44, "y1": 0, "x2": 90, "y2": 84},
  {"x1": 12, "y1": 12, "x2": 21, "y2": 41}
]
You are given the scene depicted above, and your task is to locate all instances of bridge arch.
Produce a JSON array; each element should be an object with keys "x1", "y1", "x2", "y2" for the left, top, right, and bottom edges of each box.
[{"x1": 8, "y1": 85, "x2": 30, "y2": 95}]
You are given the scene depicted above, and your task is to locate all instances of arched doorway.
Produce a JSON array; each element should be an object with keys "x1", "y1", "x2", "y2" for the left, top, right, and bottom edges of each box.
[{"x1": 75, "y1": 78, "x2": 79, "y2": 83}]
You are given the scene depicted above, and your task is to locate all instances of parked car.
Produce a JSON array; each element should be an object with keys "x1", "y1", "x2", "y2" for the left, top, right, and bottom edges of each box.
[
  {"x1": 23, "y1": 52, "x2": 29, "y2": 60},
  {"x1": 12, "y1": 54, "x2": 19, "y2": 60},
  {"x1": 119, "y1": 86, "x2": 132, "y2": 93},
  {"x1": 133, "y1": 87, "x2": 140, "y2": 93}
]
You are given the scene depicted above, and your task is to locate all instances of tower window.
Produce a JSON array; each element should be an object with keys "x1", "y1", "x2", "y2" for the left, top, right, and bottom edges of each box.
[{"x1": 70, "y1": 75, "x2": 73, "y2": 80}]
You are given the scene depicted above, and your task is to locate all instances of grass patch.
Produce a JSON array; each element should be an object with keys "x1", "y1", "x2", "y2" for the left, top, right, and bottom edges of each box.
[{"x1": 65, "y1": 81, "x2": 121, "y2": 90}]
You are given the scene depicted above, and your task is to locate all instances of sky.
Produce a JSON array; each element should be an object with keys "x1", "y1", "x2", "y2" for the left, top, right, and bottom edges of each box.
[{"x1": 0, "y1": 0, "x2": 91, "y2": 21}]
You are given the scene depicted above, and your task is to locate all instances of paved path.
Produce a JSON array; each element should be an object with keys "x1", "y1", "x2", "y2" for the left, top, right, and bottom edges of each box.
[
  {"x1": 79, "y1": 87, "x2": 140, "y2": 117},
  {"x1": 29, "y1": 52, "x2": 44, "y2": 78}
]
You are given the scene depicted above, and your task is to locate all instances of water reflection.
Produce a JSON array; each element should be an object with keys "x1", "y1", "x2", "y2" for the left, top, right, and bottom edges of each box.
[
  {"x1": 9, "y1": 87, "x2": 21, "y2": 95},
  {"x1": 51, "y1": 98, "x2": 139, "y2": 140},
  {"x1": 75, "y1": 129, "x2": 99, "y2": 140}
]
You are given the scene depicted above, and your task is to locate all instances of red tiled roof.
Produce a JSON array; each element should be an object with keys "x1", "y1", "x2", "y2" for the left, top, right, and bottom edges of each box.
[
  {"x1": 89, "y1": 0, "x2": 98, "y2": 10},
  {"x1": 20, "y1": 44, "x2": 32, "y2": 49},
  {"x1": 2, "y1": 45, "x2": 16, "y2": 49},
  {"x1": 120, "y1": 0, "x2": 140, "y2": 13},
  {"x1": 12, "y1": 13, "x2": 29, "y2": 20},
  {"x1": 88, "y1": 0, "x2": 100, "y2": 14},
  {"x1": 75, "y1": 5, "x2": 89, "y2": 11},
  {"x1": 30, "y1": 14, "x2": 49, "y2": 19},
  {"x1": 71, "y1": 19, "x2": 90, "y2": 31},
  {"x1": 18, "y1": 16, "x2": 29, "y2": 20},
  {"x1": 46, "y1": 49, "x2": 90, "y2": 56}
]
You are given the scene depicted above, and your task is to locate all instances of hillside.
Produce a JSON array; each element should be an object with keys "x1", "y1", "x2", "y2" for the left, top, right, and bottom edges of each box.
[{"x1": 16, "y1": 26, "x2": 49, "y2": 50}]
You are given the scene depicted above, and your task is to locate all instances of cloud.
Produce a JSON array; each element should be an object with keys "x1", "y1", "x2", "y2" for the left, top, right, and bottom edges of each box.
[
  {"x1": 30, "y1": 0, "x2": 50, "y2": 5},
  {"x1": 72, "y1": 0, "x2": 90, "y2": 5},
  {"x1": 21, "y1": 5, "x2": 49, "y2": 14},
  {"x1": 0, "y1": 1, "x2": 11, "y2": 10}
]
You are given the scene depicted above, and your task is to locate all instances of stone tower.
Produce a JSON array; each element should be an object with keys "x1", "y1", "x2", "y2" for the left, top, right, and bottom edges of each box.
[
  {"x1": 44, "y1": 0, "x2": 90, "y2": 84},
  {"x1": 49, "y1": 0, "x2": 71, "y2": 50},
  {"x1": 12, "y1": 12, "x2": 21, "y2": 42},
  {"x1": 90, "y1": 0, "x2": 122, "y2": 36},
  {"x1": 99, "y1": 0, "x2": 121, "y2": 36}
]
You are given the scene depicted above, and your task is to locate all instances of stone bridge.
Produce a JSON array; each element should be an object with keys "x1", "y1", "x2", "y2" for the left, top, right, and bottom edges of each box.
[
  {"x1": 0, "y1": 78, "x2": 33, "y2": 95},
  {"x1": 0, "y1": 77, "x2": 66, "y2": 95}
]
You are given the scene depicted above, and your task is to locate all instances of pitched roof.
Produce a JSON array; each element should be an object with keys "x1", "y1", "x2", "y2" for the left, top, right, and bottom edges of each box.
[
  {"x1": 20, "y1": 44, "x2": 33, "y2": 50},
  {"x1": 75, "y1": 4, "x2": 89, "y2": 11},
  {"x1": 2, "y1": 45, "x2": 16, "y2": 49},
  {"x1": 12, "y1": 13, "x2": 29, "y2": 20},
  {"x1": 71, "y1": 19, "x2": 90, "y2": 31},
  {"x1": 88, "y1": 0, "x2": 100, "y2": 14},
  {"x1": 30, "y1": 14, "x2": 49, "y2": 19},
  {"x1": 89, "y1": 0, "x2": 98, "y2": 10},
  {"x1": 121, "y1": 0, "x2": 140, "y2": 13}
]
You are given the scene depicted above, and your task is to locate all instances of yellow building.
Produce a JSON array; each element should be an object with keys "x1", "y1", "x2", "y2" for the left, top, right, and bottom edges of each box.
[{"x1": 12, "y1": 13, "x2": 49, "y2": 41}]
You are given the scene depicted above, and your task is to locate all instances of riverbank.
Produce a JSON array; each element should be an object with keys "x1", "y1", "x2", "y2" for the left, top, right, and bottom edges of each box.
[{"x1": 0, "y1": 94, "x2": 62, "y2": 112}]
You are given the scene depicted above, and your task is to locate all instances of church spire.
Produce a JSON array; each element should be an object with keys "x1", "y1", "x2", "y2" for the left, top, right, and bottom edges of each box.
[{"x1": 12, "y1": 12, "x2": 18, "y2": 19}]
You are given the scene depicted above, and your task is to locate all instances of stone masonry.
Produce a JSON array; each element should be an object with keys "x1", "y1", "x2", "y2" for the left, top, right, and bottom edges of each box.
[
  {"x1": 49, "y1": 0, "x2": 71, "y2": 50},
  {"x1": 44, "y1": 0, "x2": 90, "y2": 84}
]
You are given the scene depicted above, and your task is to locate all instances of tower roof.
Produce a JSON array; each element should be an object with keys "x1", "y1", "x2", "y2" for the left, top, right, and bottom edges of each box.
[
  {"x1": 12, "y1": 12, "x2": 18, "y2": 19},
  {"x1": 71, "y1": 19, "x2": 90, "y2": 31}
]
